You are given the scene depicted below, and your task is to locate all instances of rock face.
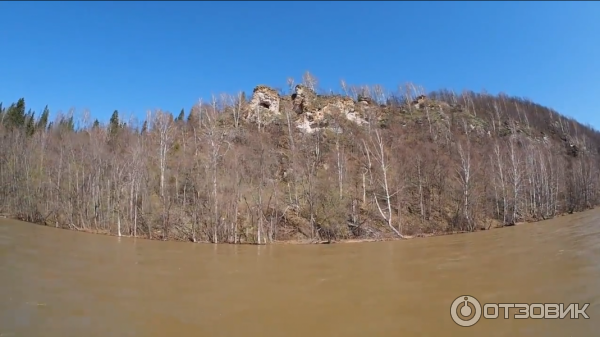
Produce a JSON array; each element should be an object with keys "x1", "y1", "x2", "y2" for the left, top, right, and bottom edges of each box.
[
  {"x1": 291, "y1": 85, "x2": 315, "y2": 114},
  {"x1": 291, "y1": 85, "x2": 367, "y2": 133},
  {"x1": 243, "y1": 84, "x2": 474, "y2": 135},
  {"x1": 357, "y1": 95, "x2": 374, "y2": 106},
  {"x1": 412, "y1": 95, "x2": 427, "y2": 107},
  {"x1": 245, "y1": 85, "x2": 281, "y2": 125}
]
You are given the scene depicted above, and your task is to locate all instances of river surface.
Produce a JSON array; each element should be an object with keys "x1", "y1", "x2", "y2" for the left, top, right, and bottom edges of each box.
[{"x1": 1, "y1": 210, "x2": 599, "y2": 337}]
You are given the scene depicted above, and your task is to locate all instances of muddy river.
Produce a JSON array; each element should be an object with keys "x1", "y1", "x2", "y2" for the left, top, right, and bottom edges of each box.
[{"x1": 1, "y1": 210, "x2": 599, "y2": 336}]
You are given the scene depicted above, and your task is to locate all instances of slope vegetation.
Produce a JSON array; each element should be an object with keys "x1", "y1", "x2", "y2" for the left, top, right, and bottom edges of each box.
[{"x1": 1, "y1": 74, "x2": 599, "y2": 243}]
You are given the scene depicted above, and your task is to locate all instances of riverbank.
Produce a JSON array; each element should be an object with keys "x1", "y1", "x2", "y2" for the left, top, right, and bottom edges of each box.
[{"x1": 2, "y1": 208, "x2": 594, "y2": 246}]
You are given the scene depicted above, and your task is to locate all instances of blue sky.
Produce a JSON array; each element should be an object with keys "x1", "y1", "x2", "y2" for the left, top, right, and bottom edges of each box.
[{"x1": 1, "y1": 1, "x2": 599, "y2": 129}]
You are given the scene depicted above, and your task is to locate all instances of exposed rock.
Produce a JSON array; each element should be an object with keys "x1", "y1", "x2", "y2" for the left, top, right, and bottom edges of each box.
[
  {"x1": 291, "y1": 84, "x2": 316, "y2": 115},
  {"x1": 411, "y1": 95, "x2": 427, "y2": 108},
  {"x1": 358, "y1": 95, "x2": 373, "y2": 105},
  {"x1": 245, "y1": 85, "x2": 281, "y2": 125},
  {"x1": 291, "y1": 85, "x2": 367, "y2": 133},
  {"x1": 241, "y1": 84, "x2": 490, "y2": 137}
]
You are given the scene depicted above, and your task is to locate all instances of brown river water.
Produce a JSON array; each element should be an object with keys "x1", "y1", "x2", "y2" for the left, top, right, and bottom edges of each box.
[{"x1": 1, "y1": 210, "x2": 600, "y2": 337}]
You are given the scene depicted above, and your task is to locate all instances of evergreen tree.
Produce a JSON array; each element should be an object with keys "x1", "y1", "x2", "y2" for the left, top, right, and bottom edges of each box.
[
  {"x1": 187, "y1": 107, "x2": 197, "y2": 124},
  {"x1": 25, "y1": 112, "x2": 35, "y2": 136},
  {"x1": 58, "y1": 115, "x2": 74, "y2": 132},
  {"x1": 5, "y1": 98, "x2": 26, "y2": 129},
  {"x1": 109, "y1": 110, "x2": 120, "y2": 137},
  {"x1": 37, "y1": 105, "x2": 50, "y2": 131},
  {"x1": 176, "y1": 108, "x2": 185, "y2": 121}
]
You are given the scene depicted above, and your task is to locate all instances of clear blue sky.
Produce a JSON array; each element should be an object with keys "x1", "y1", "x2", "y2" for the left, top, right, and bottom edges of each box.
[{"x1": 1, "y1": 1, "x2": 599, "y2": 129}]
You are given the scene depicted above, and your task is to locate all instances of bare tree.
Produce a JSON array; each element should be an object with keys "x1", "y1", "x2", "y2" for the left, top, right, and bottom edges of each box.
[
  {"x1": 507, "y1": 122, "x2": 523, "y2": 224},
  {"x1": 492, "y1": 140, "x2": 508, "y2": 225},
  {"x1": 302, "y1": 71, "x2": 318, "y2": 92},
  {"x1": 201, "y1": 95, "x2": 231, "y2": 243},
  {"x1": 455, "y1": 120, "x2": 475, "y2": 231},
  {"x1": 370, "y1": 129, "x2": 403, "y2": 238},
  {"x1": 2, "y1": 82, "x2": 600, "y2": 244},
  {"x1": 222, "y1": 92, "x2": 243, "y2": 129}
]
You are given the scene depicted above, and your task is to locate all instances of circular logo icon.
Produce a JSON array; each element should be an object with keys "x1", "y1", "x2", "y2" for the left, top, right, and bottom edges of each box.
[{"x1": 450, "y1": 295, "x2": 482, "y2": 327}]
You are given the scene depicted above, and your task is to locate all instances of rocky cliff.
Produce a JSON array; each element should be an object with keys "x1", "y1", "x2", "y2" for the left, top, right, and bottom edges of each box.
[
  {"x1": 242, "y1": 84, "x2": 590, "y2": 155},
  {"x1": 245, "y1": 84, "x2": 368, "y2": 133}
]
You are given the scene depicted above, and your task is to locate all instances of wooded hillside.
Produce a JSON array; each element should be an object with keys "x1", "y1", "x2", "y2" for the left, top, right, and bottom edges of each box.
[{"x1": 2, "y1": 74, "x2": 599, "y2": 243}]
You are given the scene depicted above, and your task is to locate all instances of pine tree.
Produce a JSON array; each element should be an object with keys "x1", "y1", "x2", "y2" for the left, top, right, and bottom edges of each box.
[
  {"x1": 109, "y1": 110, "x2": 120, "y2": 137},
  {"x1": 186, "y1": 107, "x2": 197, "y2": 124},
  {"x1": 5, "y1": 98, "x2": 26, "y2": 129},
  {"x1": 176, "y1": 108, "x2": 185, "y2": 121},
  {"x1": 25, "y1": 111, "x2": 35, "y2": 136},
  {"x1": 58, "y1": 115, "x2": 74, "y2": 132},
  {"x1": 37, "y1": 105, "x2": 50, "y2": 131}
]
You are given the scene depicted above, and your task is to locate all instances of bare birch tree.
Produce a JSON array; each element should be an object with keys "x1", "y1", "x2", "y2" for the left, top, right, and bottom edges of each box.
[{"x1": 370, "y1": 129, "x2": 403, "y2": 238}]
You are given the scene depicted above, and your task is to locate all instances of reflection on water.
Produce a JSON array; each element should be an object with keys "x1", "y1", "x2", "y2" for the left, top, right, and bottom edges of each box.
[{"x1": 1, "y1": 210, "x2": 599, "y2": 337}]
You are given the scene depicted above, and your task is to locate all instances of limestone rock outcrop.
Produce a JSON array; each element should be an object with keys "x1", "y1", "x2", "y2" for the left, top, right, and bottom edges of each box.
[
  {"x1": 242, "y1": 84, "x2": 455, "y2": 134},
  {"x1": 411, "y1": 95, "x2": 427, "y2": 108},
  {"x1": 291, "y1": 84, "x2": 316, "y2": 115},
  {"x1": 291, "y1": 85, "x2": 367, "y2": 133},
  {"x1": 245, "y1": 85, "x2": 281, "y2": 125},
  {"x1": 357, "y1": 95, "x2": 374, "y2": 106}
]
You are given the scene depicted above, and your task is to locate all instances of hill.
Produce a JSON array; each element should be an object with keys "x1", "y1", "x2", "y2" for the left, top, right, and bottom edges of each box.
[{"x1": 1, "y1": 73, "x2": 599, "y2": 244}]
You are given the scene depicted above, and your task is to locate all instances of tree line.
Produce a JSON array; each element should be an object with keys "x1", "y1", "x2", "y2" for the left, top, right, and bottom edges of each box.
[{"x1": 1, "y1": 77, "x2": 599, "y2": 243}]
